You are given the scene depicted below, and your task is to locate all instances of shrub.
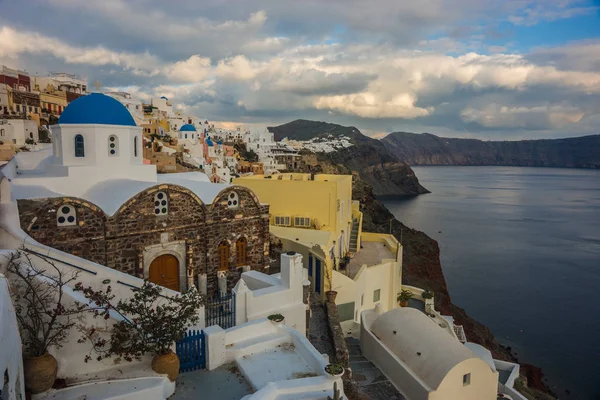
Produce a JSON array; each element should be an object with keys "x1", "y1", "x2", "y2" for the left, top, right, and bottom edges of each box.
[
  {"x1": 75, "y1": 281, "x2": 206, "y2": 362},
  {"x1": 421, "y1": 288, "x2": 434, "y2": 299},
  {"x1": 397, "y1": 289, "x2": 414, "y2": 303},
  {"x1": 6, "y1": 251, "x2": 88, "y2": 357}
]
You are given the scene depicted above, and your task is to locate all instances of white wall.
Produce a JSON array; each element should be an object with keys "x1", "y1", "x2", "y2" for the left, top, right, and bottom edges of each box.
[
  {"x1": 333, "y1": 260, "x2": 399, "y2": 323},
  {"x1": 0, "y1": 120, "x2": 38, "y2": 146},
  {"x1": 0, "y1": 270, "x2": 25, "y2": 400},
  {"x1": 234, "y1": 253, "x2": 307, "y2": 335}
]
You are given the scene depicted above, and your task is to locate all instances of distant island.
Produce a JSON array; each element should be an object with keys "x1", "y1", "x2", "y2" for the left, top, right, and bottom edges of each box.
[{"x1": 381, "y1": 132, "x2": 600, "y2": 169}]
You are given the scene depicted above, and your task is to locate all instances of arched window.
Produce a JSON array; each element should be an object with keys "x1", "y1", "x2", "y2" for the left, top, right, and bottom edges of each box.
[
  {"x1": 154, "y1": 191, "x2": 168, "y2": 215},
  {"x1": 134, "y1": 135, "x2": 138, "y2": 157},
  {"x1": 219, "y1": 241, "x2": 230, "y2": 271},
  {"x1": 57, "y1": 204, "x2": 77, "y2": 227},
  {"x1": 0, "y1": 129, "x2": 4, "y2": 137},
  {"x1": 29, "y1": 132, "x2": 33, "y2": 139},
  {"x1": 236, "y1": 237, "x2": 247, "y2": 266},
  {"x1": 108, "y1": 135, "x2": 118, "y2": 156},
  {"x1": 74, "y1": 134, "x2": 85, "y2": 157}
]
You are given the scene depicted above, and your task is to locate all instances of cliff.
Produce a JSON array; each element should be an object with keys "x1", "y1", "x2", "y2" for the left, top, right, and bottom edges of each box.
[
  {"x1": 382, "y1": 132, "x2": 600, "y2": 168},
  {"x1": 268, "y1": 120, "x2": 429, "y2": 197}
]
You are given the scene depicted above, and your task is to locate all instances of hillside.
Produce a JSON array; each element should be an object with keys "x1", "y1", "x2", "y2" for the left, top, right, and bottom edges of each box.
[
  {"x1": 268, "y1": 120, "x2": 429, "y2": 197},
  {"x1": 382, "y1": 132, "x2": 600, "y2": 168}
]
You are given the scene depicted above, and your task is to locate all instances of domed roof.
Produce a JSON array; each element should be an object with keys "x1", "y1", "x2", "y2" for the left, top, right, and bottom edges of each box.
[
  {"x1": 371, "y1": 307, "x2": 477, "y2": 389},
  {"x1": 206, "y1": 138, "x2": 214, "y2": 146},
  {"x1": 58, "y1": 93, "x2": 136, "y2": 126},
  {"x1": 180, "y1": 124, "x2": 197, "y2": 132},
  {"x1": 160, "y1": 96, "x2": 168, "y2": 100},
  {"x1": 217, "y1": 139, "x2": 223, "y2": 145}
]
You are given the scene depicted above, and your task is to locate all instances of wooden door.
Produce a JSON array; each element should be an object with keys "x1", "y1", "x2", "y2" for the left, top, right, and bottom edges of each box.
[{"x1": 149, "y1": 254, "x2": 180, "y2": 291}]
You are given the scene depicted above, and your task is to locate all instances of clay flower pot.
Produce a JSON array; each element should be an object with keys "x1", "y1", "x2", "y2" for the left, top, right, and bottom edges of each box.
[
  {"x1": 326, "y1": 291, "x2": 338, "y2": 303},
  {"x1": 24, "y1": 352, "x2": 57, "y2": 394},
  {"x1": 151, "y1": 351, "x2": 180, "y2": 382},
  {"x1": 399, "y1": 300, "x2": 409, "y2": 307}
]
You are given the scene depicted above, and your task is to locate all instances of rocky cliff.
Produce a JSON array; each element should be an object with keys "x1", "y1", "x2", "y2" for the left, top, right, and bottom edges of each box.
[
  {"x1": 382, "y1": 132, "x2": 600, "y2": 168},
  {"x1": 268, "y1": 120, "x2": 429, "y2": 197}
]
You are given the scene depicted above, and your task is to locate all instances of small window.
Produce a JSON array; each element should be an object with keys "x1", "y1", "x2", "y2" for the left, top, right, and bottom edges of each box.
[
  {"x1": 227, "y1": 191, "x2": 239, "y2": 209},
  {"x1": 0, "y1": 129, "x2": 4, "y2": 137},
  {"x1": 361, "y1": 294, "x2": 364, "y2": 306},
  {"x1": 463, "y1": 373, "x2": 471, "y2": 386},
  {"x1": 134, "y1": 136, "x2": 138, "y2": 157},
  {"x1": 236, "y1": 237, "x2": 247, "y2": 266},
  {"x1": 108, "y1": 135, "x2": 118, "y2": 156},
  {"x1": 75, "y1": 134, "x2": 85, "y2": 157},
  {"x1": 373, "y1": 289, "x2": 381, "y2": 302},
  {"x1": 57, "y1": 205, "x2": 77, "y2": 227},
  {"x1": 185, "y1": 134, "x2": 188, "y2": 139},
  {"x1": 154, "y1": 191, "x2": 168, "y2": 215},
  {"x1": 29, "y1": 132, "x2": 33, "y2": 139},
  {"x1": 219, "y1": 241, "x2": 230, "y2": 271}
]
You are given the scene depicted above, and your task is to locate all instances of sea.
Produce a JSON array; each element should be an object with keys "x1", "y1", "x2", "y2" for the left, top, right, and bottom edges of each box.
[{"x1": 382, "y1": 166, "x2": 600, "y2": 400}]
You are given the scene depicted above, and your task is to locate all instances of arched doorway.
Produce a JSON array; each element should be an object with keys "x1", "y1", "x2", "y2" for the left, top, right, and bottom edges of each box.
[{"x1": 149, "y1": 254, "x2": 180, "y2": 291}]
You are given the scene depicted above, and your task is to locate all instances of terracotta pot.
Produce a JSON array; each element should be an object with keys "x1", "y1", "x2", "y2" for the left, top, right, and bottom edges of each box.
[
  {"x1": 152, "y1": 351, "x2": 180, "y2": 382},
  {"x1": 399, "y1": 300, "x2": 409, "y2": 307},
  {"x1": 326, "y1": 291, "x2": 338, "y2": 303},
  {"x1": 24, "y1": 352, "x2": 57, "y2": 394}
]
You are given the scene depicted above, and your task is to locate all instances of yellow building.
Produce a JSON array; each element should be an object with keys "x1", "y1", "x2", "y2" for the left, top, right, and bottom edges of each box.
[
  {"x1": 40, "y1": 87, "x2": 68, "y2": 116},
  {"x1": 234, "y1": 173, "x2": 403, "y2": 315}
]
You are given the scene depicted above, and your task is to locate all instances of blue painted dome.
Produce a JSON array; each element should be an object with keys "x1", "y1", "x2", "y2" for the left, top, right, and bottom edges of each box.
[
  {"x1": 180, "y1": 124, "x2": 197, "y2": 132},
  {"x1": 217, "y1": 140, "x2": 223, "y2": 145},
  {"x1": 160, "y1": 96, "x2": 168, "y2": 100},
  {"x1": 58, "y1": 93, "x2": 136, "y2": 126},
  {"x1": 206, "y1": 138, "x2": 214, "y2": 147}
]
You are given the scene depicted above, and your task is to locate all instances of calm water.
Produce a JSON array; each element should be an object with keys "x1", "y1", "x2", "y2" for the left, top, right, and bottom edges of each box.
[{"x1": 383, "y1": 167, "x2": 600, "y2": 400}]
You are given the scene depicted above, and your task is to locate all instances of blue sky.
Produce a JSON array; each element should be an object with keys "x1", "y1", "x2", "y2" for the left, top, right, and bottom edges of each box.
[{"x1": 0, "y1": 0, "x2": 599, "y2": 139}]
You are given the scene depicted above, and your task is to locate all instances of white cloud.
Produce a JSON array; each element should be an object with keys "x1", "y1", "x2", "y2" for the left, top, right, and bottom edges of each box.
[{"x1": 165, "y1": 55, "x2": 212, "y2": 83}]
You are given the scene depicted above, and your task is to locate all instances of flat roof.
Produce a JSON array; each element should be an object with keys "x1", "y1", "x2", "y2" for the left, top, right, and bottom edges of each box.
[{"x1": 235, "y1": 173, "x2": 349, "y2": 182}]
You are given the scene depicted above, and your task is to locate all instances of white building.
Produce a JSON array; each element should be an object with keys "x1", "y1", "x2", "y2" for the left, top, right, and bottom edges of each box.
[
  {"x1": 361, "y1": 307, "x2": 499, "y2": 400},
  {"x1": 34, "y1": 72, "x2": 87, "y2": 94},
  {"x1": 0, "y1": 119, "x2": 38, "y2": 146}
]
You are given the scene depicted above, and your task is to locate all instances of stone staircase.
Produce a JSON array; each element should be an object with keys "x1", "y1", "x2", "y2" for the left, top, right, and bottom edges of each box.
[
  {"x1": 345, "y1": 337, "x2": 406, "y2": 400},
  {"x1": 349, "y1": 219, "x2": 360, "y2": 253}
]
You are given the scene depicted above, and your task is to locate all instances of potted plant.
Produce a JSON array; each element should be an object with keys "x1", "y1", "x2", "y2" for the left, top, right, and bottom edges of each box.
[
  {"x1": 268, "y1": 313, "x2": 285, "y2": 325},
  {"x1": 75, "y1": 280, "x2": 205, "y2": 382},
  {"x1": 421, "y1": 288, "x2": 434, "y2": 300},
  {"x1": 397, "y1": 289, "x2": 413, "y2": 307},
  {"x1": 324, "y1": 363, "x2": 344, "y2": 379},
  {"x1": 7, "y1": 252, "x2": 88, "y2": 394}
]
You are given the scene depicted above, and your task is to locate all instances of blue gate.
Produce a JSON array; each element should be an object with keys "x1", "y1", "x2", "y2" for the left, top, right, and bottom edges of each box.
[
  {"x1": 205, "y1": 292, "x2": 236, "y2": 329},
  {"x1": 176, "y1": 329, "x2": 205, "y2": 372}
]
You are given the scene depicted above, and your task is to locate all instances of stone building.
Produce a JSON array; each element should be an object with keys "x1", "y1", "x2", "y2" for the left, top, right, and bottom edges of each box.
[{"x1": 7, "y1": 93, "x2": 270, "y2": 297}]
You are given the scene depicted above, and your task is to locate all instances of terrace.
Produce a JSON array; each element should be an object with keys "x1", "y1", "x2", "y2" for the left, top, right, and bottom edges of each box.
[{"x1": 344, "y1": 235, "x2": 398, "y2": 280}]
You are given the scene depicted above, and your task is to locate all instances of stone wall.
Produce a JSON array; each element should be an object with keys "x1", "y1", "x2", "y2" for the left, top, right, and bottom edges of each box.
[{"x1": 17, "y1": 184, "x2": 269, "y2": 297}]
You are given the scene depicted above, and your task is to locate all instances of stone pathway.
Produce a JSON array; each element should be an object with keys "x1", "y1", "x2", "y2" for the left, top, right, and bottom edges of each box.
[
  {"x1": 308, "y1": 292, "x2": 335, "y2": 359},
  {"x1": 345, "y1": 337, "x2": 406, "y2": 400}
]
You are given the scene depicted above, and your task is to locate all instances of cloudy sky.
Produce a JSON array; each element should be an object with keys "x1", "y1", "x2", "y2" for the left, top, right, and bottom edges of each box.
[{"x1": 1, "y1": 0, "x2": 599, "y2": 139}]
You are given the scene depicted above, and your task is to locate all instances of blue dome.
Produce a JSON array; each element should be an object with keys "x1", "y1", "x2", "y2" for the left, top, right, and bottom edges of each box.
[
  {"x1": 59, "y1": 93, "x2": 136, "y2": 126},
  {"x1": 206, "y1": 138, "x2": 214, "y2": 146},
  {"x1": 180, "y1": 124, "x2": 197, "y2": 132},
  {"x1": 160, "y1": 96, "x2": 168, "y2": 100},
  {"x1": 217, "y1": 140, "x2": 223, "y2": 145}
]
